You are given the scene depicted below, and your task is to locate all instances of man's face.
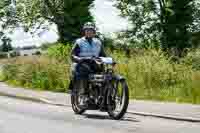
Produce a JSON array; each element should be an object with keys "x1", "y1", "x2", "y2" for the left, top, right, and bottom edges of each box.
[{"x1": 85, "y1": 29, "x2": 95, "y2": 38}]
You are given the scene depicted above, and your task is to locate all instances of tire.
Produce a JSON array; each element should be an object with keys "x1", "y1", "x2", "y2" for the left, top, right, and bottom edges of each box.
[
  {"x1": 71, "y1": 90, "x2": 86, "y2": 115},
  {"x1": 107, "y1": 80, "x2": 129, "y2": 120}
]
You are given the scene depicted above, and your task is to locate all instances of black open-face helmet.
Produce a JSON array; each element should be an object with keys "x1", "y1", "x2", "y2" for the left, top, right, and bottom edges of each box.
[{"x1": 82, "y1": 22, "x2": 96, "y2": 32}]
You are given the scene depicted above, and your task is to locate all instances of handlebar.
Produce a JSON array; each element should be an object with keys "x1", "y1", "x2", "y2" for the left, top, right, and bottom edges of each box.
[{"x1": 81, "y1": 57, "x2": 116, "y2": 65}]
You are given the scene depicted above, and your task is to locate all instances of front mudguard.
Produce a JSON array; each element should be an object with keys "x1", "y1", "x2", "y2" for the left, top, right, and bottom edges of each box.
[
  {"x1": 113, "y1": 74, "x2": 126, "y2": 82},
  {"x1": 68, "y1": 79, "x2": 73, "y2": 91}
]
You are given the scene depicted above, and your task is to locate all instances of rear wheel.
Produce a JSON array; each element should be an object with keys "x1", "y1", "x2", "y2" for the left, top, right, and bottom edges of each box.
[{"x1": 107, "y1": 80, "x2": 129, "y2": 120}]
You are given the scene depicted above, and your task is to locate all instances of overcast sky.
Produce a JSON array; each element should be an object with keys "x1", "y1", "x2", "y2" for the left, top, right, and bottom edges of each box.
[{"x1": 8, "y1": 0, "x2": 128, "y2": 47}]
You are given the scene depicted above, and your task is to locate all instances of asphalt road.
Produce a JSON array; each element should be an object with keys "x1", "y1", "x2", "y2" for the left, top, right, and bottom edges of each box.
[{"x1": 0, "y1": 96, "x2": 200, "y2": 133}]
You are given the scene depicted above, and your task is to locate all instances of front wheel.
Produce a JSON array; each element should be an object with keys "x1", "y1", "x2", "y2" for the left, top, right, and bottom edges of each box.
[
  {"x1": 71, "y1": 88, "x2": 86, "y2": 115},
  {"x1": 107, "y1": 79, "x2": 129, "y2": 120}
]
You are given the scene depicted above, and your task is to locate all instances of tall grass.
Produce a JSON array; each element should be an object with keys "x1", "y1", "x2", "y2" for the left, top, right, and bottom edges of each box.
[
  {"x1": 2, "y1": 56, "x2": 70, "y2": 92},
  {"x1": 1, "y1": 43, "x2": 200, "y2": 104},
  {"x1": 112, "y1": 50, "x2": 200, "y2": 103}
]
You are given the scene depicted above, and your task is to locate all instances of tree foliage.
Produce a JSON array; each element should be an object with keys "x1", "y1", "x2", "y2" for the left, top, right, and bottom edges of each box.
[
  {"x1": 116, "y1": 0, "x2": 160, "y2": 43},
  {"x1": 15, "y1": 0, "x2": 95, "y2": 42},
  {"x1": 161, "y1": 0, "x2": 194, "y2": 57},
  {"x1": 0, "y1": 0, "x2": 95, "y2": 43},
  {"x1": 0, "y1": 0, "x2": 15, "y2": 49},
  {"x1": 189, "y1": 1, "x2": 200, "y2": 33},
  {"x1": 0, "y1": 0, "x2": 18, "y2": 29},
  {"x1": 116, "y1": 0, "x2": 200, "y2": 56}
]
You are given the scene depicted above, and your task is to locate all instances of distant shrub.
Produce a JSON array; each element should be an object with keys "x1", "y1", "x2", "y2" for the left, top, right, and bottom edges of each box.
[
  {"x1": 33, "y1": 51, "x2": 41, "y2": 55},
  {"x1": 47, "y1": 43, "x2": 72, "y2": 63},
  {"x1": 10, "y1": 51, "x2": 18, "y2": 57},
  {"x1": 0, "y1": 53, "x2": 8, "y2": 59}
]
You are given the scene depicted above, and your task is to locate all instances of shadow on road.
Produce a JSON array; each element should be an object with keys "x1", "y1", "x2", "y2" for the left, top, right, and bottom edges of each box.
[{"x1": 83, "y1": 113, "x2": 140, "y2": 122}]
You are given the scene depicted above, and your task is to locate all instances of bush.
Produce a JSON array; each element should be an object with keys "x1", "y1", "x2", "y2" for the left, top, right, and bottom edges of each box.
[
  {"x1": 0, "y1": 53, "x2": 8, "y2": 59},
  {"x1": 33, "y1": 51, "x2": 41, "y2": 56},
  {"x1": 10, "y1": 51, "x2": 19, "y2": 57},
  {"x1": 47, "y1": 43, "x2": 72, "y2": 63},
  {"x1": 182, "y1": 49, "x2": 200, "y2": 70}
]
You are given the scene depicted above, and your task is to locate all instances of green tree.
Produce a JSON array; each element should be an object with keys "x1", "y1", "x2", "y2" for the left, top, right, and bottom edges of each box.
[
  {"x1": 0, "y1": 0, "x2": 18, "y2": 29},
  {"x1": 63, "y1": 0, "x2": 94, "y2": 42},
  {"x1": 189, "y1": 1, "x2": 200, "y2": 33},
  {"x1": 116, "y1": 0, "x2": 199, "y2": 57},
  {"x1": 0, "y1": 0, "x2": 18, "y2": 49},
  {"x1": 116, "y1": 0, "x2": 162, "y2": 45},
  {"x1": 14, "y1": 0, "x2": 95, "y2": 43},
  {"x1": 0, "y1": 0, "x2": 15, "y2": 31},
  {"x1": 161, "y1": 0, "x2": 194, "y2": 57}
]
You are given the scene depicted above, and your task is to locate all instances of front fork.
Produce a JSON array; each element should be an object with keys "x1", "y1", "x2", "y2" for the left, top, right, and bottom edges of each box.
[{"x1": 105, "y1": 74, "x2": 125, "y2": 107}]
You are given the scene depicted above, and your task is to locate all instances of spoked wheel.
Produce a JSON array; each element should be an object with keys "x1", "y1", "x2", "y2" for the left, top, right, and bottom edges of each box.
[
  {"x1": 71, "y1": 88, "x2": 86, "y2": 115},
  {"x1": 107, "y1": 79, "x2": 129, "y2": 120}
]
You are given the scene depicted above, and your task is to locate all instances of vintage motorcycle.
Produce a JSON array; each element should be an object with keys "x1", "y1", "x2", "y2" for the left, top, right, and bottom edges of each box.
[{"x1": 70, "y1": 57, "x2": 129, "y2": 120}]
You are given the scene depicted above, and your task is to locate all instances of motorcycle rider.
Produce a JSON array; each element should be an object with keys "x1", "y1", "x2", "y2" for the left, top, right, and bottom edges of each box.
[{"x1": 70, "y1": 22, "x2": 106, "y2": 109}]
